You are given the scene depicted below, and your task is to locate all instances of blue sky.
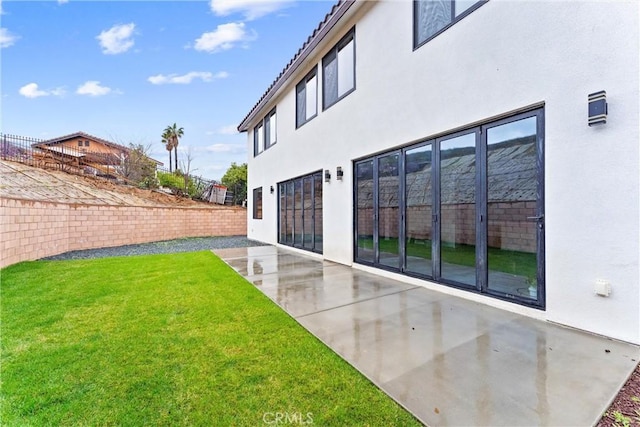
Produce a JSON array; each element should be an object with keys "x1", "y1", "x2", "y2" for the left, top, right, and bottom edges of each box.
[{"x1": 0, "y1": 0, "x2": 333, "y2": 180}]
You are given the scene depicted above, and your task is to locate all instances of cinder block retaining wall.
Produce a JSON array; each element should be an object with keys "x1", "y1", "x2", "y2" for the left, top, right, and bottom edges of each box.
[{"x1": 0, "y1": 198, "x2": 247, "y2": 268}]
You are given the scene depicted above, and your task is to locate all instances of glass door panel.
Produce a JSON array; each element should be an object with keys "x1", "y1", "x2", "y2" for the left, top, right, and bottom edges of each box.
[
  {"x1": 303, "y1": 177, "x2": 313, "y2": 249},
  {"x1": 293, "y1": 180, "x2": 303, "y2": 246},
  {"x1": 405, "y1": 144, "x2": 433, "y2": 276},
  {"x1": 285, "y1": 182, "x2": 294, "y2": 245},
  {"x1": 440, "y1": 133, "x2": 476, "y2": 287},
  {"x1": 378, "y1": 153, "x2": 400, "y2": 269},
  {"x1": 279, "y1": 185, "x2": 286, "y2": 244},
  {"x1": 355, "y1": 160, "x2": 374, "y2": 262},
  {"x1": 313, "y1": 173, "x2": 323, "y2": 252},
  {"x1": 486, "y1": 117, "x2": 539, "y2": 300}
]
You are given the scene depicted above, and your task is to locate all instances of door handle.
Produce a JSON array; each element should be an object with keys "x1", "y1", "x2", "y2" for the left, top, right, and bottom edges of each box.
[{"x1": 527, "y1": 215, "x2": 544, "y2": 221}]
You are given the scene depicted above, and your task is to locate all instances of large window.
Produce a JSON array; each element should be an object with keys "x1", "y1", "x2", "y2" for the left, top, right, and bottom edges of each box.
[
  {"x1": 323, "y1": 28, "x2": 355, "y2": 110},
  {"x1": 253, "y1": 187, "x2": 263, "y2": 219},
  {"x1": 414, "y1": 0, "x2": 485, "y2": 48},
  {"x1": 296, "y1": 67, "x2": 318, "y2": 128},
  {"x1": 278, "y1": 171, "x2": 323, "y2": 253},
  {"x1": 253, "y1": 109, "x2": 277, "y2": 156},
  {"x1": 354, "y1": 108, "x2": 545, "y2": 308}
]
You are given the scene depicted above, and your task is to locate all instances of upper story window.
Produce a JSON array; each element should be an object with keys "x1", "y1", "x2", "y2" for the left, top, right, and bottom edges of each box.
[
  {"x1": 296, "y1": 67, "x2": 318, "y2": 128},
  {"x1": 322, "y1": 28, "x2": 355, "y2": 110},
  {"x1": 265, "y1": 109, "x2": 277, "y2": 149},
  {"x1": 254, "y1": 122, "x2": 264, "y2": 156},
  {"x1": 253, "y1": 108, "x2": 277, "y2": 157},
  {"x1": 414, "y1": 0, "x2": 485, "y2": 48}
]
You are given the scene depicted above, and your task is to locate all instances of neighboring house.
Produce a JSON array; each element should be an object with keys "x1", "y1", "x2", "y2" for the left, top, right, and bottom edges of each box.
[
  {"x1": 238, "y1": 1, "x2": 640, "y2": 344},
  {"x1": 32, "y1": 131, "x2": 162, "y2": 175}
]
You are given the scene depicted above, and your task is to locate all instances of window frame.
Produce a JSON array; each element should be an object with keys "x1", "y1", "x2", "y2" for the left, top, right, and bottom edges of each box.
[
  {"x1": 253, "y1": 108, "x2": 277, "y2": 156},
  {"x1": 413, "y1": 0, "x2": 487, "y2": 50},
  {"x1": 253, "y1": 187, "x2": 263, "y2": 220},
  {"x1": 296, "y1": 66, "x2": 318, "y2": 128},
  {"x1": 322, "y1": 27, "x2": 356, "y2": 111},
  {"x1": 264, "y1": 109, "x2": 277, "y2": 149},
  {"x1": 253, "y1": 122, "x2": 264, "y2": 157}
]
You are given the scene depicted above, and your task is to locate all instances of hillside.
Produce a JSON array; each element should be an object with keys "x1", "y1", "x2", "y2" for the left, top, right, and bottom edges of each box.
[{"x1": 0, "y1": 160, "x2": 224, "y2": 208}]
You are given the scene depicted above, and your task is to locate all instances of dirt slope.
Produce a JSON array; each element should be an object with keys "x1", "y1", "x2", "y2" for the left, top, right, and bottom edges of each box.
[{"x1": 0, "y1": 160, "x2": 222, "y2": 208}]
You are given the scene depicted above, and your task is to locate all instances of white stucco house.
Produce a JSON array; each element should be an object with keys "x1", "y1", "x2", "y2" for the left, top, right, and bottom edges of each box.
[{"x1": 238, "y1": 0, "x2": 640, "y2": 344}]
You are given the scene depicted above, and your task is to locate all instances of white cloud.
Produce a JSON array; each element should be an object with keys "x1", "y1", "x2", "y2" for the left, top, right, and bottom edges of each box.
[
  {"x1": 76, "y1": 81, "x2": 112, "y2": 96},
  {"x1": 217, "y1": 125, "x2": 238, "y2": 135},
  {"x1": 210, "y1": 0, "x2": 294, "y2": 20},
  {"x1": 205, "y1": 142, "x2": 245, "y2": 153},
  {"x1": 147, "y1": 71, "x2": 228, "y2": 85},
  {"x1": 19, "y1": 83, "x2": 66, "y2": 98},
  {"x1": 193, "y1": 22, "x2": 255, "y2": 53},
  {"x1": 96, "y1": 23, "x2": 135, "y2": 55},
  {"x1": 0, "y1": 28, "x2": 19, "y2": 48}
]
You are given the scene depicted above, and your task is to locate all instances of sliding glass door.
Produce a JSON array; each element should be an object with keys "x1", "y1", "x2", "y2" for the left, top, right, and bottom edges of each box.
[
  {"x1": 355, "y1": 152, "x2": 401, "y2": 270},
  {"x1": 353, "y1": 108, "x2": 545, "y2": 307},
  {"x1": 439, "y1": 132, "x2": 477, "y2": 287},
  {"x1": 278, "y1": 171, "x2": 323, "y2": 253},
  {"x1": 405, "y1": 144, "x2": 433, "y2": 276}
]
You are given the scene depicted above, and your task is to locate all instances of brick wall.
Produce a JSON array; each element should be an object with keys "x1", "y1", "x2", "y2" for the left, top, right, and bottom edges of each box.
[
  {"x1": 356, "y1": 201, "x2": 536, "y2": 253},
  {"x1": 0, "y1": 198, "x2": 247, "y2": 268}
]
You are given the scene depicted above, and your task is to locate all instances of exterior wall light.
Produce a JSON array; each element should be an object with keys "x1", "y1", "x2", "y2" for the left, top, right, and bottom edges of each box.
[
  {"x1": 336, "y1": 166, "x2": 344, "y2": 181},
  {"x1": 270, "y1": 185, "x2": 274, "y2": 194},
  {"x1": 588, "y1": 90, "x2": 607, "y2": 126},
  {"x1": 324, "y1": 169, "x2": 331, "y2": 182}
]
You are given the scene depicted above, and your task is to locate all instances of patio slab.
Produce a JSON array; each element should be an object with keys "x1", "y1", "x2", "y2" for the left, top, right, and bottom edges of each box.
[{"x1": 213, "y1": 246, "x2": 640, "y2": 426}]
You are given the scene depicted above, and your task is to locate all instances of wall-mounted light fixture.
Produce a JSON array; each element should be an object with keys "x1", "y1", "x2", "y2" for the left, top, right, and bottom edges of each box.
[
  {"x1": 336, "y1": 166, "x2": 344, "y2": 181},
  {"x1": 270, "y1": 185, "x2": 274, "y2": 194},
  {"x1": 324, "y1": 169, "x2": 331, "y2": 183},
  {"x1": 588, "y1": 90, "x2": 607, "y2": 126}
]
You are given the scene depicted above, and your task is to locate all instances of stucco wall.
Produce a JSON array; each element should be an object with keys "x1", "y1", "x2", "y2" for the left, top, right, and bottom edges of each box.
[
  {"x1": 0, "y1": 198, "x2": 246, "y2": 268},
  {"x1": 245, "y1": 1, "x2": 640, "y2": 343}
]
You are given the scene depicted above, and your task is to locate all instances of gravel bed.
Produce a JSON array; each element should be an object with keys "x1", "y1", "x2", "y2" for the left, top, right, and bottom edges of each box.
[{"x1": 40, "y1": 236, "x2": 269, "y2": 261}]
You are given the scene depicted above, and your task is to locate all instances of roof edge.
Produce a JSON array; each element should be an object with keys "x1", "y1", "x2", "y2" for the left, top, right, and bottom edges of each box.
[{"x1": 237, "y1": 0, "x2": 357, "y2": 132}]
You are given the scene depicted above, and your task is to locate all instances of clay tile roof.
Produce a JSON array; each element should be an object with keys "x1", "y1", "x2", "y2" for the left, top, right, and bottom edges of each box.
[{"x1": 237, "y1": 0, "x2": 356, "y2": 132}]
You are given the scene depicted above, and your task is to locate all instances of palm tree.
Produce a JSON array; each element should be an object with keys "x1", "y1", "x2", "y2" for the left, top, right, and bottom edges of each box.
[
  {"x1": 161, "y1": 130, "x2": 173, "y2": 172},
  {"x1": 163, "y1": 123, "x2": 184, "y2": 172}
]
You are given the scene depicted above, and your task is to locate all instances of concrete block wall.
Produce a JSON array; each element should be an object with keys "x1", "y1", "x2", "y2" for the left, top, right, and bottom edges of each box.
[
  {"x1": 356, "y1": 201, "x2": 535, "y2": 252},
  {"x1": 0, "y1": 198, "x2": 247, "y2": 268}
]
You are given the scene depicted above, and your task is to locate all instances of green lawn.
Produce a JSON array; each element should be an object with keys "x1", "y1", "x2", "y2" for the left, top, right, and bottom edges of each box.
[{"x1": 1, "y1": 252, "x2": 420, "y2": 426}]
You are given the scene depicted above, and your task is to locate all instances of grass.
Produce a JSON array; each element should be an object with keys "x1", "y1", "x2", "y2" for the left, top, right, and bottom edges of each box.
[
  {"x1": 1, "y1": 252, "x2": 420, "y2": 426},
  {"x1": 358, "y1": 236, "x2": 537, "y2": 279}
]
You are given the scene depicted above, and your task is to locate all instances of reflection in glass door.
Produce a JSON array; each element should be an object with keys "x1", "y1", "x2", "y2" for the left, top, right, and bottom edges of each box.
[
  {"x1": 378, "y1": 153, "x2": 400, "y2": 269},
  {"x1": 485, "y1": 116, "x2": 542, "y2": 301},
  {"x1": 355, "y1": 160, "x2": 374, "y2": 263},
  {"x1": 353, "y1": 109, "x2": 544, "y2": 307},
  {"x1": 439, "y1": 132, "x2": 477, "y2": 287},
  {"x1": 303, "y1": 177, "x2": 313, "y2": 249},
  {"x1": 405, "y1": 144, "x2": 433, "y2": 276},
  {"x1": 278, "y1": 172, "x2": 323, "y2": 253}
]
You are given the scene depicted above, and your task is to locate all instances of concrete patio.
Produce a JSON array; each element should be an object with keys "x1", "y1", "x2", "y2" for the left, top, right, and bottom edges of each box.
[{"x1": 213, "y1": 245, "x2": 640, "y2": 426}]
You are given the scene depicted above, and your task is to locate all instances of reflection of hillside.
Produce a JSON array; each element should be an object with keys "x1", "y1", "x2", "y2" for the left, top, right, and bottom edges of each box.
[{"x1": 357, "y1": 136, "x2": 536, "y2": 208}]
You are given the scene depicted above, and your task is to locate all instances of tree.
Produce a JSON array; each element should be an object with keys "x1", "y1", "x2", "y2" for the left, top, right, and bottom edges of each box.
[
  {"x1": 221, "y1": 162, "x2": 247, "y2": 205},
  {"x1": 161, "y1": 130, "x2": 173, "y2": 172},
  {"x1": 163, "y1": 123, "x2": 184, "y2": 172},
  {"x1": 119, "y1": 143, "x2": 157, "y2": 188}
]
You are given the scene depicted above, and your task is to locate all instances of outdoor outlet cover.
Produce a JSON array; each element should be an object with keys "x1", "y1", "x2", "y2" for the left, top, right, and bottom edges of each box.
[{"x1": 594, "y1": 279, "x2": 611, "y2": 297}]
